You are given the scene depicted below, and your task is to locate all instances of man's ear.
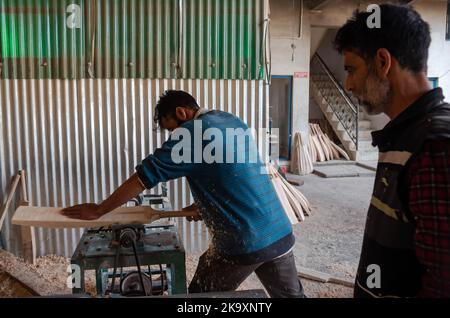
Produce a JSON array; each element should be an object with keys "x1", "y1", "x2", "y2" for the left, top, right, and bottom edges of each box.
[
  {"x1": 175, "y1": 107, "x2": 188, "y2": 121},
  {"x1": 374, "y1": 48, "x2": 392, "y2": 78}
]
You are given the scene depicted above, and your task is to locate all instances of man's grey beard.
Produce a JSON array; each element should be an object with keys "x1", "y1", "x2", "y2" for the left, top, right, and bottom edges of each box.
[{"x1": 357, "y1": 69, "x2": 392, "y2": 116}]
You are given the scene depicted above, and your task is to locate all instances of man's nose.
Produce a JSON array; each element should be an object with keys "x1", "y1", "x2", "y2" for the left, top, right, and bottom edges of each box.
[{"x1": 345, "y1": 76, "x2": 354, "y2": 93}]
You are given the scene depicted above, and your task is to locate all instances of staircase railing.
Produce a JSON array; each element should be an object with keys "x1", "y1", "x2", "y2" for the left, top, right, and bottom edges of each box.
[{"x1": 310, "y1": 53, "x2": 359, "y2": 150}]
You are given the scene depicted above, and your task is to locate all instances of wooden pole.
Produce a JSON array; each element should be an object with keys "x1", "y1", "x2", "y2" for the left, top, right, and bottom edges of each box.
[
  {"x1": 20, "y1": 226, "x2": 36, "y2": 264},
  {"x1": 0, "y1": 174, "x2": 21, "y2": 231},
  {"x1": 19, "y1": 170, "x2": 29, "y2": 206},
  {"x1": 17, "y1": 170, "x2": 36, "y2": 264}
]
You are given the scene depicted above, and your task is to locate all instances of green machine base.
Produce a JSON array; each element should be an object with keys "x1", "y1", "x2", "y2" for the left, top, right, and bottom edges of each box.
[{"x1": 70, "y1": 196, "x2": 187, "y2": 297}]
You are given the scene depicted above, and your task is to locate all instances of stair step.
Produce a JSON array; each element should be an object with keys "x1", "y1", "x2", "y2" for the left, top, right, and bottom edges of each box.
[
  {"x1": 358, "y1": 130, "x2": 373, "y2": 140},
  {"x1": 358, "y1": 140, "x2": 376, "y2": 151},
  {"x1": 311, "y1": 81, "x2": 364, "y2": 161},
  {"x1": 312, "y1": 73, "x2": 377, "y2": 164},
  {"x1": 358, "y1": 150, "x2": 379, "y2": 161},
  {"x1": 343, "y1": 139, "x2": 357, "y2": 152},
  {"x1": 358, "y1": 120, "x2": 371, "y2": 130},
  {"x1": 359, "y1": 135, "x2": 372, "y2": 141}
]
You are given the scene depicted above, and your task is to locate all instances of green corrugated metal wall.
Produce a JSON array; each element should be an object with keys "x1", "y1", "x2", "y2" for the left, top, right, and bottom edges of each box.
[
  {"x1": 182, "y1": 0, "x2": 264, "y2": 79},
  {"x1": 0, "y1": 0, "x2": 265, "y2": 79},
  {"x1": 0, "y1": 0, "x2": 86, "y2": 78}
]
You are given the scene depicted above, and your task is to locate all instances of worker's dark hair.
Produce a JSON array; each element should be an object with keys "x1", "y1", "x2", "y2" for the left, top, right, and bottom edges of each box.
[
  {"x1": 154, "y1": 90, "x2": 200, "y2": 127},
  {"x1": 334, "y1": 4, "x2": 431, "y2": 73}
]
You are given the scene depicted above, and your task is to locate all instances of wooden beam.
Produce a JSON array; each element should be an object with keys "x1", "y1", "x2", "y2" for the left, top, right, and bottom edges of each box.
[
  {"x1": 19, "y1": 170, "x2": 29, "y2": 206},
  {"x1": 20, "y1": 226, "x2": 36, "y2": 264},
  {"x1": 308, "y1": 0, "x2": 333, "y2": 11},
  {"x1": 0, "y1": 171, "x2": 36, "y2": 264},
  {"x1": 298, "y1": 266, "x2": 355, "y2": 288},
  {"x1": 12, "y1": 206, "x2": 199, "y2": 229},
  {"x1": 0, "y1": 174, "x2": 21, "y2": 231}
]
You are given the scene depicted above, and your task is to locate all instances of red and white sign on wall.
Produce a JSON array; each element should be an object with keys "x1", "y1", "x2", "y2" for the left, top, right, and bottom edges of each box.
[{"x1": 294, "y1": 72, "x2": 309, "y2": 79}]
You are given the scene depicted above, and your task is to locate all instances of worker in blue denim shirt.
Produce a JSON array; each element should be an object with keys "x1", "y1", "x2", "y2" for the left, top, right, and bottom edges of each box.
[{"x1": 62, "y1": 90, "x2": 305, "y2": 298}]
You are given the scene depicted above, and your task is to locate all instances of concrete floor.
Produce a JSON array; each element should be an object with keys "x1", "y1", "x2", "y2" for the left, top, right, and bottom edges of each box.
[{"x1": 290, "y1": 172, "x2": 375, "y2": 279}]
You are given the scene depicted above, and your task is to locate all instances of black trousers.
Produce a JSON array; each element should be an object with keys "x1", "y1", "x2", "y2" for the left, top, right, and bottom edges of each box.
[{"x1": 188, "y1": 248, "x2": 306, "y2": 298}]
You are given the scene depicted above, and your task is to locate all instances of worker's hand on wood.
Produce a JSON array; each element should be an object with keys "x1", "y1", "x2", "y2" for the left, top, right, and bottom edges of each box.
[
  {"x1": 182, "y1": 203, "x2": 202, "y2": 222},
  {"x1": 61, "y1": 203, "x2": 104, "y2": 220}
]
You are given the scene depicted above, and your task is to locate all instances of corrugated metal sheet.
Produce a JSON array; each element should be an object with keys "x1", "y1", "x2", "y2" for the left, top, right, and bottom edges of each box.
[
  {"x1": 0, "y1": 0, "x2": 86, "y2": 78},
  {"x1": 0, "y1": 78, "x2": 269, "y2": 258},
  {"x1": 181, "y1": 0, "x2": 265, "y2": 79},
  {"x1": 90, "y1": 0, "x2": 179, "y2": 79},
  {"x1": 0, "y1": 0, "x2": 266, "y2": 80}
]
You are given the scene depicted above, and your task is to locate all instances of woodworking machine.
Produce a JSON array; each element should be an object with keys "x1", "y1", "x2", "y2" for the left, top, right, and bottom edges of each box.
[{"x1": 71, "y1": 188, "x2": 187, "y2": 297}]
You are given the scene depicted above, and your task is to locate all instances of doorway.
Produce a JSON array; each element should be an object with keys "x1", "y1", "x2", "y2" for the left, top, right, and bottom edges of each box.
[{"x1": 269, "y1": 76, "x2": 293, "y2": 160}]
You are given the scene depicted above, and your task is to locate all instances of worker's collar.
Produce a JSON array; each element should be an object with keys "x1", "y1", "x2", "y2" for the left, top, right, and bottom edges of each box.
[
  {"x1": 371, "y1": 88, "x2": 446, "y2": 147},
  {"x1": 193, "y1": 108, "x2": 212, "y2": 119}
]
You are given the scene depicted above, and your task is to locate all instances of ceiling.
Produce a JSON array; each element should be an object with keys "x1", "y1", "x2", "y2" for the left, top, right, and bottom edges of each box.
[{"x1": 305, "y1": 0, "x2": 414, "y2": 10}]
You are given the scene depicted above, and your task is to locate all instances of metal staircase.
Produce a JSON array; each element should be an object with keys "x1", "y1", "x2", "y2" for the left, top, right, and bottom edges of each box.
[{"x1": 310, "y1": 53, "x2": 378, "y2": 161}]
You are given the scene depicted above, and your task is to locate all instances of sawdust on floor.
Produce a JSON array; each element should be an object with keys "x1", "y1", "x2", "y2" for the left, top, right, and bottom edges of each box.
[
  {"x1": 0, "y1": 272, "x2": 35, "y2": 297},
  {"x1": 0, "y1": 252, "x2": 96, "y2": 297},
  {"x1": 1, "y1": 252, "x2": 353, "y2": 298}
]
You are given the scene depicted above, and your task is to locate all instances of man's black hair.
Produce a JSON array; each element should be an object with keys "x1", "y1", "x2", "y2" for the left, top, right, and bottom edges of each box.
[
  {"x1": 154, "y1": 90, "x2": 200, "y2": 127},
  {"x1": 334, "y1": 4, "x2": 431, "y2": 73}
]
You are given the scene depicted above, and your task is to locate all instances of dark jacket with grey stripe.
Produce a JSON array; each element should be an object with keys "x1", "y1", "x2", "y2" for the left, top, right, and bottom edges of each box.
[{"x1": 354, "y1": 88, "x2": 450, "y2": 298}]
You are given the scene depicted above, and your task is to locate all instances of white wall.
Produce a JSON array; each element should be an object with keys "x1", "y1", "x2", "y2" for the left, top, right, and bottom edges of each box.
[
  {"x1": 414, "y1": 0, "x2": 450, "y2": 102},
  {"x1": 270, "y1": 0, "x2": 312, "y2": 136},
  {"x1": 315, "y1": 28, "x2": 346, "y2": 85},
  {"x1": 310, "y1": 27, "x2": 328, "y2": 56},
  {"x1": 309, "y1": 97, "x2": 324, "y2": 119}
]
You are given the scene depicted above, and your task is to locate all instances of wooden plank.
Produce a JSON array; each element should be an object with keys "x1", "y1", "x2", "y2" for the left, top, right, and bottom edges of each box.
[
  {"x1": 298, "y1": 266, "x2": 332, "y2": 283},
  {"x1": 12, "y1": 206, "x2": 199, "y2": 229},
  {"x1": 277, "y1": 173, "x2": 305, "y2": 221},
  {"x1": 19, "y1": 170, "x2": 29, "y2": 206},
  {"x1": 0, "y1": 174, "x2": 21, "y2": 231},
  {"x1": 291, "y1": 133, "x2": 313, "y2": 176},
  {"x1": 308, "y1": 134, "x2": 317, "y2": 163},
  {"x1": 324, "y1": 135, "x2": 340, "y2": 159},
  {"x1": 17, "y1": 170, "x2": 36, "y2": 263},
  {"x1": 329, "y1": 276, "x2": 355, "y2": 288},
  {"x1": 298, "y1": 266, "x2": 355, "y2": 288},
  {"x1": 291, "y1": 134, "x2": 300, "y2": 174},
  {"x1": 315, "y1": 125, "x2": 332, "y2": 160},
  {"x1": 20, "y1": 226, "x2": 36, "y2": 264},
  {"x1": 282, "y1": 179, "x2": 312, "y2": 216},
  {"x1": 330, "y1": 140, "x2": 350, "y2": 160},
  {"x1": 269, "y1": 164, "x2": 311, "y2": 223},
  {"x1": 270, "y1": 173, "x2": 300, "y2": 225},
  {"x1": 269, "y1": 165, "x2": 300, "y2": 225},
  {"x1": 310, "y1": 124, "x2": 325, "y2": 162}
]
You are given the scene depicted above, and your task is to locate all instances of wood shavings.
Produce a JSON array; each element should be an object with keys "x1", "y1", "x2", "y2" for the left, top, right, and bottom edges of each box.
[
  {"x1": 0, "y1": 271, "x2": 34, "y2": 297},
  {"x1": 0, "y1": 249, "x2": 98, "y2": 297}
]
